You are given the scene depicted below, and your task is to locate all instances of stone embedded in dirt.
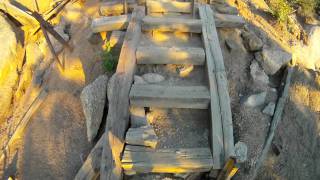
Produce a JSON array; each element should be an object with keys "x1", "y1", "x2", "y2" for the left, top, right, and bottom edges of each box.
[
  {"x1": 262, "y1": 102, "x2": 276, "y2": 116},
  {"x1": 250, "y1": 60, "x2": 269, "y2": 87},
  {"x1": 235, "y1": 141, "x2": 248, "y2": 163},
  {"x1": 178, "y1": 65, "x2": 194, "y2": 77},
  {"x1": 243, "y1": 92, "x2": 267, "y2": 107},
  {"x1": 266, "y1": 88, "x2": 278, "y2": 103},
  {"x1": 142, "y1": 73, "x2": 165, "y2": 83},
  {"x1": 134, "y1": 75, "x2": 147, "y2": 84},
  {"x1": 241, "y1": 30, "x2": 263, "y2": 51},
  {"x1": 80, "y1": 75, "x2": 108, "y2": 142},
  {"x1": 255, "y1": 47, "x2": 292, "y2": 75}
]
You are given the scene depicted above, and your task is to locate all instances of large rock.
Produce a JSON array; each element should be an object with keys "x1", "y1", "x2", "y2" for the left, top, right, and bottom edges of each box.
[
  {"x1": 293, "y1": 26, "x2": 320, "y2": 70},
  {"x1": 235, "y1": 141, "x2": 248, "y2": 163},
  {"x1": 255, "y1": 47, "x2": 292, "y2": 75},
  {"x1": 80, "y1": 75, "x2": 108, "y2": 142},
  {"x1": 250, "y1": 60, "x2": 269, "y2": 88},
  {"x1": 243, "y1": 92, "x2": 267, "y2": 107},
  {"x1": 241, "y1": 30, "x2": 264, "y2": 51},
  {"x1": 0, "y1": 13, "x2": 24, "y2": 122}
]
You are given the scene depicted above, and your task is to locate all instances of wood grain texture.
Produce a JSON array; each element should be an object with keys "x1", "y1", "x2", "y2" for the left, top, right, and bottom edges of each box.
[
  {"x1": 99, "y1": 6, "x2": 145, "y2": 180},
  {"x1": 125, "y1": 126, "x2": 158, "y2": 148},
  {"x1": 199, "y1": 4, "x2": 224, "y2": 169},
  {"x1": 200, "y1": 4, "x2": 235, "y2": 167},
  {"x1": 91, "y1": 15, "x2": 131, "y2": 33},
  {"x1": 214, "y1": 13, "x2": 245, "y2": 28},
  {"x1": 146, "y1": 0, "x2": 192, "y2": 13},
  {"x1": 122, "y1": 145, "x2": 214, "y2": 174},
  {"x1": 99, "y1": 0, "x2": 136, "y2": 16},
  {"x1": 142, "y1": 16, "x2": 202, "y2": 33},
  {"x1": 136, "y1": 46, "x2": 205, "y2": 65},
  {"x1": 129, "y1": 85, "x2": 211, "y2": 109}
]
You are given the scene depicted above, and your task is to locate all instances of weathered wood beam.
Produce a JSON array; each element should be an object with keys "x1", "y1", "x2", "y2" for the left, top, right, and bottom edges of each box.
[
  {"x1": 99, "y1": 0, "x2": 135, "y2": 16},
  {"x1": 136, "y1": 46, "x2": 205, "y2": 65},
  {"x1": 99, "y1": 6, "x2": 145, "y2": 180},
  {"x1": 142, "y1": 16, "x2": 202, "y2": 33},
  {"x1": 74, "y1": 134, "x2": 105, "y2": 180},
  {"x1": 91, "y1": 15, "x2": 131, "y2": 33},
  {"x1": 200, "y1": 4, "x2": 235, "y2": 168},
  {"x1": 125, "y1": 126, "x2": 158, "y2": 148},
  {"x1": 129, "y1": 85, "x2": 211, "y2": 109},
  {"x1": 199, "y1": 4, "x2": 224, "y2": 170},
  {"x1": 122, "y1": 145, "x2": 214, "y2": 174},
  {"x1": 214, "y1": 13, "x2": 245, "y2": 28},
  {"x1": 146, "y1": 0, "x2": 192, "y2": 13},
  {"x1": 109, "y1": 30, "x2": 125, "y2": 48}
]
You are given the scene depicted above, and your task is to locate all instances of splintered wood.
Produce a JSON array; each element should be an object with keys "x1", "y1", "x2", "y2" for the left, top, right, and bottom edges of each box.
[{"x1": 122, "y1": 145, "x2": 214, "y2": 174}]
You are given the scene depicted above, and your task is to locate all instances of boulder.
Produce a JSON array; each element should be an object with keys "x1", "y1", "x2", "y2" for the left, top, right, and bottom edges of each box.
[
  {"x1": 142, "y1": 73, "x2": 165, "y2": 83},
  {"x1": 250, "y1": 60, "x2": 269, "y2": 88},
  {"x1": 0, "y1": 13, "x2": 24, "y2": 122},
  {"x1": 262, "y1": 102, "x2": 276, "y2": 116},
  {"x1": 80, "y1": 75, "x2": 108, "y2": 142},
  {"x1": 235, "y1": 141, "x2": 248, "y2": 163},
  {"x1": 243, "y1": 92, "x2": 267, "y2": 107},
  {"x1": 256, "y1": 47, "x2": 292, "y2": 75},
  {"x1": 241, "y1": 30, "x2": 263, "y2": 51}
]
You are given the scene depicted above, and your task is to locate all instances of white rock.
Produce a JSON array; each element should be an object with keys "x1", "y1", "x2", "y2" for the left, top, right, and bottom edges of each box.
[
  {"x1": 235, "y1": 141, "x2": 248, "y2": 163},
  {"x1": 80, "y1": 75, "x2": 108, "y2": 142},
  {"x1": 250, "y1": 60, "x2": 269, "y2": 87},
  {"x1": 243, "y1": 92, "x2": 267, "y2": 107},
  {"x1": 134, "y1": 75, "x2": 147, "y2": 84},
  {"x1": 257, "y1": 47, "x2": 292, "y2": 75},
  {"x1": 142, "y1": 73, "x2": 165, "y2": 83},
  {"x1": 292, "y1": 26, "x2": 320, "y2": 70},
  {"x1": 262, "y1": 102, "x2": 276, "y2": 116}
]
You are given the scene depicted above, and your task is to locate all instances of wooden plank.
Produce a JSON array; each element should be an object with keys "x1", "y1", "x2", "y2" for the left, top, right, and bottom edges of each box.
[
  {"x1": 122, "y1": 145, "x2": 214, "y2": 174},
  {"x1": 142, "y1": 16, "x2": 202, "y2": 33},
  {"x1": 125, "y1": 125, "x2": 158, "y2": 148},
  {"x1": 129, "y1": 85, "x2": 210, "y2": 109},
  {"x1": 199, "y1": 5, "x2": 224, "y2": 169},
  {"x1": 214, "y1": 13, "x2": 245, "y2": 28},
  {"x1": 99, "y1": 6, "x2": 145, "y2": 180},
  {"x1": 200, "y1": 4, "x2": 235, "y2": 166},
  {"x1": 74, "y1": 134, "x2": 105, "y2": 180},
  {"x1": 109, "y1": 30, "x2": 125, "y2": 48},
  {"x1": 136, "y1": 46, "x2": 205, "y2": 65},
  {"x1": 146, "y1": 0, "x2": 192, "y2": 13},
  {"x1": 91, "y1": 15, "x2": 131, "y2": 33},
  {"x1": 100, "y1": 0, "x2": 135, "y2": 16},
  {"x1": 252, "y1": 67, "x2": 294, "y2": 179}
]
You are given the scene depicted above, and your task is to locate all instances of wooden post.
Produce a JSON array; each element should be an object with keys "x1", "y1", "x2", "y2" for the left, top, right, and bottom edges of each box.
[{"x1": 99, "y1": 6, "x2": 145, "y2": 180}]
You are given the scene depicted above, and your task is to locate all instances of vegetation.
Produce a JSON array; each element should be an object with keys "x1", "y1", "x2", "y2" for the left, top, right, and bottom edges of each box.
[
  {"x1": 101, "y1": 41, "x2": 119, "y2": 72},
  {"x1": 267, "y1": 0, "x2": 320, "y2": 22}
]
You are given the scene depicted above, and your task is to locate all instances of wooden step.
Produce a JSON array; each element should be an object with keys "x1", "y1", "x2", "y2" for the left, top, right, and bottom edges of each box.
[
  {"x1": 147, "y1": 0, "x2": 192, "y2": 13},
  {"x1": 142, "y1": 16, "x2": 202, "y2": 33},
  {"x1": 129, "y1": 85, "x2": 210, "y2": 109},
  {"x1": 122, "y1": 145, "x2": 213, "y2": 174},
  {"x1": 125, "y1": 126, "x2": 158, "y2": 148},
  {"x1": 91, "y1": 15, "x2": 130, "y2": 33},
  {"x1": 136, "y1": 46, "x2": 205, "y2": 65}
]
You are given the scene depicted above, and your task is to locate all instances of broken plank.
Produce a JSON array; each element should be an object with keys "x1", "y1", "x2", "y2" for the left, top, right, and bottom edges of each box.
[
  {"x1": 125, "y1": 126, "x2": 158, "y2": 148},
  {"x1": 199, "y1": 4, "x2": 224, "y2": 169},
  {"x1": 99, "y1": 6, "x2": 145, "y2": 180},
  {"x1": 146, "y1": 0, "x2": 192, "y2": 13},
  {"x1": 122, "y1": 145, "x2": 214, "y2": 174},
  {"x1": 142, "y1": 16, "x2": 202, "y2": 33},
  {"x1": 214, "y1": 13, "x2": 245, "y2": 28},
  {"x1": 129, "y1": 85, "x2": 210, "y2": 109},
  {"x1": 136, "y1": 46, "x2": 205, "y2": 65},
  {"x1": 91, "y1": 15, "x2": 131, "y2": 33},
  {"x1": 200, "y1": 4, "x2": 235, "y2": 165},
  {"x1": 74, "y1": 134, "x2": 105, "y2": 180}
]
